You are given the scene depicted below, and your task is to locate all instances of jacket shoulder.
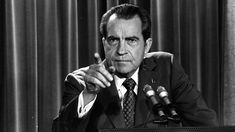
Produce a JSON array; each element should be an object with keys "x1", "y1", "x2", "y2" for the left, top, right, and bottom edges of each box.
[
  {"x1": 141, "y1": 52, "x2": 173, "y2": 70},
  {"x1": 145, "y1": 51, "x2": 173, "y2": 62}
]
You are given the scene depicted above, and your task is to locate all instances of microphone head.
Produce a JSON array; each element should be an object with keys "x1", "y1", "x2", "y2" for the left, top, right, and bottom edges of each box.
[
  {"x1": 143, "y1": 84, "x2": 156, "y2": 97},
  {"x1": 157, "y1": 86, "x2": 168, "y2": 98}
]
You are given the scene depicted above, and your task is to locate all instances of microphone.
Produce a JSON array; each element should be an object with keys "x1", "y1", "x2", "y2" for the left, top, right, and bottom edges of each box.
[
  {"x1": 157, "y1": 86, "x2": 181, "y2": 122},
  {"x1": 143, "y1": 85, "x2": 166, "y2": 118}
]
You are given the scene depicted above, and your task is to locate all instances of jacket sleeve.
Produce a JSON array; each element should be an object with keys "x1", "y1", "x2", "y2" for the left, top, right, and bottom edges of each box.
[
  {"x1": 170, "y1": 57, "x2": 218, "y2": 126},
  {"x1": 52, "y1": 67, "x2": 91, "y2": 132}
]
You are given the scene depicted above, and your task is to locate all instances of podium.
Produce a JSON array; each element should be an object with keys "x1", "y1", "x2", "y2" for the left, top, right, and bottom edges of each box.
[{"x1": 99, "y1": 126, "x2": 235, "y2": 132}]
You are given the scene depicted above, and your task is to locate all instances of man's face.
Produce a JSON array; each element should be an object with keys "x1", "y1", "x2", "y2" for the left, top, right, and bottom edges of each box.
[{"x1": 103, "y1": 14, "x2": 151, "y2": 78}]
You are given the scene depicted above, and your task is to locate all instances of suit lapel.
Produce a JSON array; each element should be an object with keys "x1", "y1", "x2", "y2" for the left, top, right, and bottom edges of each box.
[
  {"x1": 97, "y1": 81, "x2": 125, "y2": 128},
  {"x1": 135, "y1": 69, "x2": 151, "y2": 126},
  {"x1": 135, "y1": 63, "x2": 160, "y2": 127}
]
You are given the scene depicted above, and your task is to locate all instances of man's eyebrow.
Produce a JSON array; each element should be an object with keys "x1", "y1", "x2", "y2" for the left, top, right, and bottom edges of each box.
[
  {"x1": 107, "y1": 36, "x2": 119, "y2": 39},
  {"x1": 125, "y1": 36, "x2": 139, "y2": 40},
  {"x1": 106, "y1": 36, "x2": 140, "y2": 40}
]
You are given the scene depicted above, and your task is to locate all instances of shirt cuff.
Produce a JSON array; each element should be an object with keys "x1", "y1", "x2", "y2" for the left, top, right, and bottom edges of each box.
[{"x1": 77, "y1": 90, "x2": 97, "y2": 118}]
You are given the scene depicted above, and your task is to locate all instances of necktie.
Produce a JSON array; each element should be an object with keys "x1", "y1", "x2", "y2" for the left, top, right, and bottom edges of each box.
[{"x1": 122, "y1": 78, "x2": 136, "y2": 128}]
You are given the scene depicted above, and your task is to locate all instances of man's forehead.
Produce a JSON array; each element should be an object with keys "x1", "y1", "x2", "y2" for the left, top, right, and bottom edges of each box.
[{"x1": 106, "y1": 14, "x2": 143, "y2": 37}]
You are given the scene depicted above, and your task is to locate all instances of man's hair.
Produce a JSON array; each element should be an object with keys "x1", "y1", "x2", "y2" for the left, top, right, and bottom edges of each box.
[{"x1": 100, "y1": 4, "x2": 151, "y2": 41}]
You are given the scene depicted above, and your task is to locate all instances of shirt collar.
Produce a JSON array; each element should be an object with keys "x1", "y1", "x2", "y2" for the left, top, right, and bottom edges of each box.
[{"x1": 114, "y1": 68, "x2": 139, "y2": 93}]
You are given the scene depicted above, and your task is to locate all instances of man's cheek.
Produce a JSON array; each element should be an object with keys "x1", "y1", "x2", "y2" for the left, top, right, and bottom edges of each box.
[{"x1": 105, "y1": 50, "x2": 115, "y2": 66}]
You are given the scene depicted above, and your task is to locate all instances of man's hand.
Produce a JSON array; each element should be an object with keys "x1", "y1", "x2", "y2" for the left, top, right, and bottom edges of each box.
[{"x1": 84, "y1": 53, "x2": 115, "y2": 94}]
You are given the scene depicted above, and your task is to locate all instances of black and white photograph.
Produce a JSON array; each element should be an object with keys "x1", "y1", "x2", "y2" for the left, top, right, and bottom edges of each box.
[{"x1": 0, "y1": 0, "x2": 235, "y2": 132}]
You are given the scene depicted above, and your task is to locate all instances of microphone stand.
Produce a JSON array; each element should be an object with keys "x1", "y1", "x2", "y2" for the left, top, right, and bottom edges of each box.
[
  {"x1": 152, "y1": 104, "x2": 182, "y2": 127},
  {"x1": 134, "y1": 105, "x2": 182, "y2": 128},
  {"x1": 166, "y1": 105, "x2": 181, "y2": 122},
  {"x1": 134, "y1": 104, "x2": 168, "y2": 128},
  {"x1": 165, "y1": 104, "x2": 182, "y2": 127},
  {"x1": 152, "y1": 104, "x2": 168, "y2": 126},
  {"x1": 156, "y1": 86, "x2": 182, "y2": 126}
]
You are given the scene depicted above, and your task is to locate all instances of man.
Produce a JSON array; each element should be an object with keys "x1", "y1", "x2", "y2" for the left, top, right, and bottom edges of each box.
[{"x1": 53, "y1": 4, "x2": 218, "y2": 132}]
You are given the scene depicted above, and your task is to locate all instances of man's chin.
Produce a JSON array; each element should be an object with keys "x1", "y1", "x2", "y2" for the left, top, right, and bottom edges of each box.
[
  {"x1": 113, "y1": 67, "x2": 126, "y2": 75},
  {"x1": 113, "y1": 63, "x2": 137, "y2": 77},
  {"x1": 114, "y1": 68, "x2": 134, "y2": 78}
]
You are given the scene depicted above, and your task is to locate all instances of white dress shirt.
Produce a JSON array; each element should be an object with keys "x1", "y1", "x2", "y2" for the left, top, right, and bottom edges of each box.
[{"x1": 77, "y1": 68, "x2": 139, "y2": 118}]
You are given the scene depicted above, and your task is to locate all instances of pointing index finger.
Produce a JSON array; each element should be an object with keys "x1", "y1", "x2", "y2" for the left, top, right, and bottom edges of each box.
[
  {"x1": 94, "y1": 52, "x2": 114, "y2": 81},
  {"x1": 94, "y1": 52, "x2": 102, "y2": 64}
]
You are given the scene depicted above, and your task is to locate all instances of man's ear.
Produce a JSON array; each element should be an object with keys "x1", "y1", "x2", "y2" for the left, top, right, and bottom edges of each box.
[
  {"x1": 102, "y1": 37, "x2": 106, "y2": 46},
  {"x1": 144, "y1": 38, "x2": 152, "y2": 54}
]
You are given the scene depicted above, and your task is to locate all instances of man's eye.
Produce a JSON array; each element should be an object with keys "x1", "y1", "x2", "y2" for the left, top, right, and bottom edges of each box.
[
  {"x1": 126, "y1": 38, "x2": 138, "y2": 45},
  {"x1": 107, "y1": 38, "x2": 119, "y2": 45}
]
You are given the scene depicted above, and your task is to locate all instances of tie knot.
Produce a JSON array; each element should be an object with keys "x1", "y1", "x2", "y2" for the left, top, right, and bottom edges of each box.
[{"x1": 123, "y1": 78, "x2": 136, "y2": 91}]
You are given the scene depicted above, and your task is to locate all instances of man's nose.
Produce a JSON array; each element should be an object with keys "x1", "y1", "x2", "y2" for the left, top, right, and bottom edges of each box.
[{"x1": 117, "y1": 40, "x2": 127, "y2": 55}]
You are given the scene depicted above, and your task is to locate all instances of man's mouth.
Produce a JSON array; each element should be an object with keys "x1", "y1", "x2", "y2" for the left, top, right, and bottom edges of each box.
[{"x1": 114, "y1": 60, "x2": 131, "y2": 62}]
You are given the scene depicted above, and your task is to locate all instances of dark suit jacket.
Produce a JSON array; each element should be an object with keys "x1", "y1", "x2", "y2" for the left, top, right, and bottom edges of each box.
[{"x1": 52, "y1": 52, "x2": 218, "y2": 132}]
